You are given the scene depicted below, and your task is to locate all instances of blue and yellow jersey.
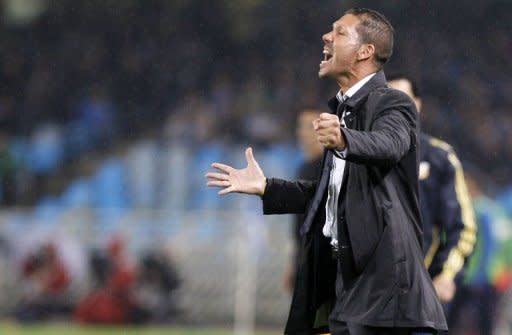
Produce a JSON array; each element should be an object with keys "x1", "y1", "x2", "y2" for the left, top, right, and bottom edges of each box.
[{"x1": 419, "y1": 134, "x2": 477, "y2": 279}]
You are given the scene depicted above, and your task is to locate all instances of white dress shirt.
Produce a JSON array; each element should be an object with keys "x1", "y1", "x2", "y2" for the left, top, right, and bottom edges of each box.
[{"x1": 323, "y1": 73, "x2": 376, "y2": 248}]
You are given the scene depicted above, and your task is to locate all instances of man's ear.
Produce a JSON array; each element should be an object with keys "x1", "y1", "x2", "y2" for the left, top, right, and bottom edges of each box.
[{"x1": 357, "y1": 44, "x2": 375, "y2": 61}]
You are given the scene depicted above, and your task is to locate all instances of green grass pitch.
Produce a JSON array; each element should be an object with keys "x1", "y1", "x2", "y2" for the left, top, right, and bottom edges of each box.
[{"x1": 0, "y1": 321, "x2": 280, "y2": 335}]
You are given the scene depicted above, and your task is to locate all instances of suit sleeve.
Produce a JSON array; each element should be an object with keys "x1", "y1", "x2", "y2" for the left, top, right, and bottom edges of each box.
[
  {"x1": 430, "y1": 150, "x2": 477, "y2": 279},
  {"x1": 261, "y1": 178, "x2": 317, "y2": 215},
  {"x1": 342, "y1": 92, "x2": 417, "y2": 166}
]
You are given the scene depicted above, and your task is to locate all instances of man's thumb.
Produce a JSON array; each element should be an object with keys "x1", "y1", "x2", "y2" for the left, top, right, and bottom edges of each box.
[{"x1": 245, "y1": 147, "x2": 256, "y2": 164}]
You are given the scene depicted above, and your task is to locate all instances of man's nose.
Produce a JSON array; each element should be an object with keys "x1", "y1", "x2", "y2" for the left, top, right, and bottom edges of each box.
[{"x1": 322, "y1": 32, "x2": 332, "y2": 43}]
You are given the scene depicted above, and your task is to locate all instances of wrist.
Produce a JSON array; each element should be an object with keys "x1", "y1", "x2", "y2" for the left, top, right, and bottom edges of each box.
[
  {"x1": 259, "y1": 177, "x2": 267, "y2": 196},
  {"x1": 436, "y1": 271, "x2": 455, "y2": 282}
]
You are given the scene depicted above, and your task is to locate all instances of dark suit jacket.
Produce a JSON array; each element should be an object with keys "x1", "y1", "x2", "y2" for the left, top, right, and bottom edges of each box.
[
  {"x1": 261, "y1": 71, "x2": 447, "y2": 334},
  {"x1": 292, "y1": 158, "x2": 323, "y2": 274}
]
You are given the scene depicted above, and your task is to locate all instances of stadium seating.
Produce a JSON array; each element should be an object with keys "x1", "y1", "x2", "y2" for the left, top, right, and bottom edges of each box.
[{"x1": 27, "y1": 124, "x2": 65, "y2": 175}]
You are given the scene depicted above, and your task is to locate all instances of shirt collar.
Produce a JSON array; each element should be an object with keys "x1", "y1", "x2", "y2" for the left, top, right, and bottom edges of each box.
[{"x1": 336, "y1": 72, "x2": 377, "y2": 103}]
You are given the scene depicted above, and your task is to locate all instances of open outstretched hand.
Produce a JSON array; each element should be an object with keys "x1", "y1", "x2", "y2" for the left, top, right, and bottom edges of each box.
[{"x1": 206, "y1": 147, "x2": 267, "y2": 196}]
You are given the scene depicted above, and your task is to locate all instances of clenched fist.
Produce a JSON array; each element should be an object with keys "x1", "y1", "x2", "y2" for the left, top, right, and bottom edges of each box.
[{"x1": 313, "y1": 113, "x2": 346, "y2": 150}]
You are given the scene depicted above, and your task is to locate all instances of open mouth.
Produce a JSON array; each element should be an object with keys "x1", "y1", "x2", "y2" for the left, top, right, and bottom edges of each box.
[{"x1": 323, "y1": 49, "x2": 333, "y2": 62}]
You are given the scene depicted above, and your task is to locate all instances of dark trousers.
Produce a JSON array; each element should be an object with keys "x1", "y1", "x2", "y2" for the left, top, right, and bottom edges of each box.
[{"x1": 329, "y1": 319, "x2": 436, "y2": 335}]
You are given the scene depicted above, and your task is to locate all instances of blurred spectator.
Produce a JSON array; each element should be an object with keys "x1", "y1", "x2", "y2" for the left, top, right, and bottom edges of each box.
[
  {"x1": 134, "y1": 249, "x2": 181, "y2": 323},
  {"x1": 77, "y1": 239, "x2": 181, "y2": 325},
  {"x1": 162, "y1": 93, "x2": 217, "y2": 146},
  {"x1": 14, "y1": 242, "x2": 72, "y2": 322},
  {"x1": 70, "y1": 84, "x2": 117, "y2": 153},
  {"x1": 88, "y1": 248, "x2": 111, "y2": 289},
  {"x1": 75, "y1": 236, "x2": 137, "y2": 324}
]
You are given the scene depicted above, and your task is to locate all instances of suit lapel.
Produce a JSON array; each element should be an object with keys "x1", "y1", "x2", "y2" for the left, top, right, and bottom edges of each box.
[{"x1": 300, "y1": 150, "x2": 332, "y2": 235}]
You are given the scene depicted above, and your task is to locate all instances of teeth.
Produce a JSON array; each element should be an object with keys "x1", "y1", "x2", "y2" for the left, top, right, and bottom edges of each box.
[{"x1": 323, "y1": 49, "x2": 331, "y2": 61}]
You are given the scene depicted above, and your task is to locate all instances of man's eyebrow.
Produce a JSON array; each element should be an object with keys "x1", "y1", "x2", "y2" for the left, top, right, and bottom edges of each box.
[{"x1": 333, "y1": 23, "x2": 344, "y2": 31}]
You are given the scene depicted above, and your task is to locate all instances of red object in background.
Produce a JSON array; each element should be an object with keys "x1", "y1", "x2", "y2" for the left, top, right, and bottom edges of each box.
[
  {"x1": 495, "y1": 270, "x2": 512, "y2": 293},
  {"x1": 107, "y1": 236, "x2": 136, "y2": 294},
  {"x1": 44, "y1": 260, "x2": 70, "y2": 294},
  {"x1": 21, "y1": 243, "x2": 71, "y2": 294},
  {"x1": 74, "y1": 263, "x2": 136, "y2": 324},
  {"x1": 108, "y1": 266, "x2": 136, "y2": 293},
  {"x1": 74, "y1": 289, "x2": 132, "y2": 324},
  {"x1": 75, "y1": 236, "x2": 137, "y2": 324}
]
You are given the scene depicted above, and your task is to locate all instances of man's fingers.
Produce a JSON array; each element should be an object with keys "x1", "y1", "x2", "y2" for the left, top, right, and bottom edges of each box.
[
  {"x1": 205, "y1": 172, "x2": 229, "y2": 181},
  {"x1": 211, "y1": 162, "x2": 234, "y2": 174},
  {"x1": 312, "y1": 119, "x2": 320, "y2": 130},
  {"x1": 218, "y1": 186, "x2": 235, "y2": 195},
  {"x1": 315, "y1": 118, "x2": 340, "y2": 131},
  {"x1": 207, "y1": 180, "x2": 231, "y2": 188},
  {"x1": 319, "y1": 112, "x2": 335, "y2": 120}
]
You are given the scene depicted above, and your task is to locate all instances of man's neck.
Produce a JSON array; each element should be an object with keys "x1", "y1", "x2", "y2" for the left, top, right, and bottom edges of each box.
[{"x1": 336, "y1": 68, "x2": 378, "y2": 93}]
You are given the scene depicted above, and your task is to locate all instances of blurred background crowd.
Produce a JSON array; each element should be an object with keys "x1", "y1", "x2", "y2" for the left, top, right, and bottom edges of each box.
[{"x1": 0, "y1": 0, "x2": 510, "y2": 334}]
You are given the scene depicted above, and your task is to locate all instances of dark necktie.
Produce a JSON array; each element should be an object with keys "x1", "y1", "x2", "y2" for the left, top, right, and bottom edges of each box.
[
  {"x1": 337, "y1": 96, "x2": 347, "y2": 116},
  {"x1": 337, "y1": 95, "x2": 350, "y2": 127}
]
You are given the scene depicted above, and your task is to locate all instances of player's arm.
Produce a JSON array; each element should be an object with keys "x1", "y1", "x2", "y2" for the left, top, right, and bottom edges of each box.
[{"x1": 431, "y1": 147, "x2": 477, "y2": 280}]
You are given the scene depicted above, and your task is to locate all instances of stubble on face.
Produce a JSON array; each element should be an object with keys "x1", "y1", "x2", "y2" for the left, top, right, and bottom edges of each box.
[{"x1": 318, "y1": 14, "x2": 362, "y2": 82}]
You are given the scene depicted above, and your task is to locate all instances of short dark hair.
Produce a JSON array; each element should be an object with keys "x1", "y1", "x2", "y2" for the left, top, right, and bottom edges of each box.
[
  {"x1": 345, "y1": 8, "x2": 394, "y2": 67},
  {"x1": 386, "y1": 73, "x2": 421, "y2": 98}
]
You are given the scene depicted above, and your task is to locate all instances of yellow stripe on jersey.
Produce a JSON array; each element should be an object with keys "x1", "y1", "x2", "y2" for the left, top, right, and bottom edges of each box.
[
  {"x1": 429, "y1": 137, "x2": 453, "y2": 152},
  {"x1": 429, "y1": 139, "x2": 477, "y2": 279}
]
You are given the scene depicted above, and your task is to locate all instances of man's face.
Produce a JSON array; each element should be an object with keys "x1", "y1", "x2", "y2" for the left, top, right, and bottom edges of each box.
[
  {"x1": 319, "y1": 14, "x2": 362, "y2": 79},
  {"x1": 388, "y1": 78, "x2": 422, "y2": 112}
]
